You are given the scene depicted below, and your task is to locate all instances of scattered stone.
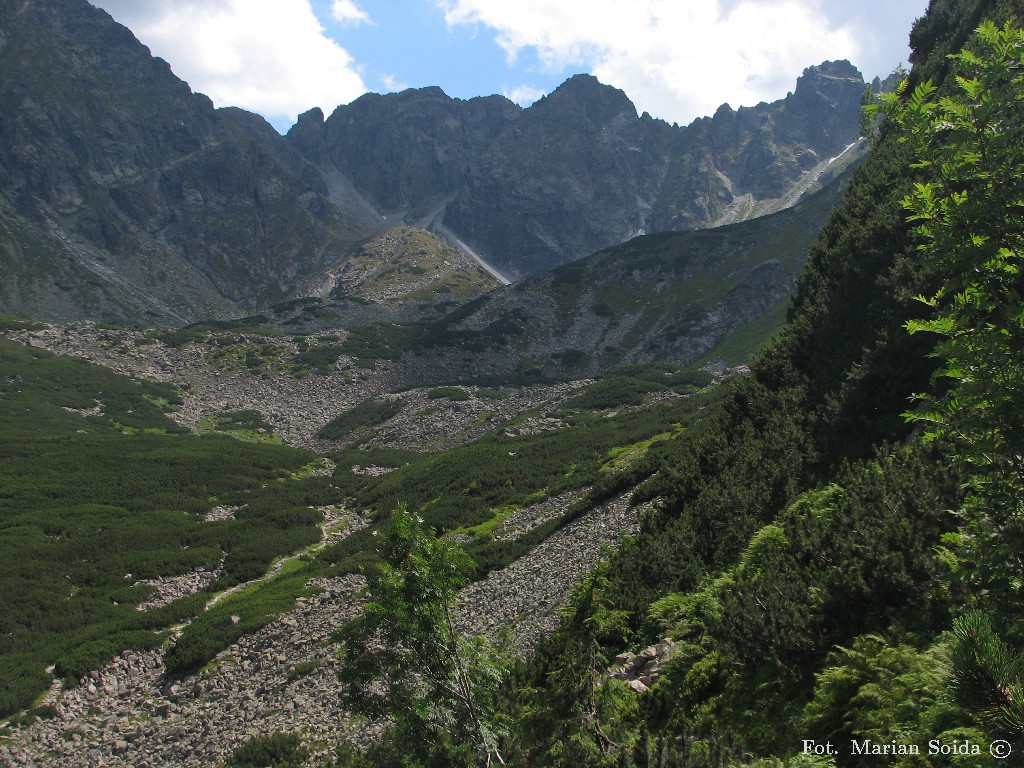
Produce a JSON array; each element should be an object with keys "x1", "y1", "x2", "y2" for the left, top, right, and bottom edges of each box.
[
  {"x1": 456, "y1": 493, "x2": 644, "y2": 653},
  {"x1": 608, "y1": 635, "x2": 676, "y2": 694},
  {"x1": 628, "y1": 679, "x2": 649, "y2": 694},
  {"x1": 134, "y1": 563, "x2": 224, "y2": 611},
  {"x1": 0, "y1": 322, "x2": 654, "y2": 765},
  {"x1": 204, "y1": 505, "x2": 244, "y2": 523}
]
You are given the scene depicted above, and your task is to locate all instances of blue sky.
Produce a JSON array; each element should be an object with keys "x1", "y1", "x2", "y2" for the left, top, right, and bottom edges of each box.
[
  {"x1": 93, "y1": 0, "x2": 930, "y2": 133},
  {"x1": 310, "y1": 1, "x2": 554, "y2": 100}
]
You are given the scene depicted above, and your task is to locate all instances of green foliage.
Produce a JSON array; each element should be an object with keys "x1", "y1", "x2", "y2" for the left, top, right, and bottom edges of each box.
[
  {"x1": 285, "y1": 659, "x2": 321, "y2": 682},
  {"x1": 199, "y1": 409, "x2": 280, "y2": 443},
  {"x1": 639, "y1": 449, "x2": 958, "y2": 758},
  {"x1": 475, "y1": 387, "x2": 507, "y2": 400},
  {"x1": 317, "y1": 396, "x2": 403, "y2": 439},
  {"x1": 869, "y1": 24, "x2": 1024, "y2": 755},
  {"x1": 153, "y1": 318, "x2": 275, "y2": 349},
  {"x1": 212, "y1": 410, "x2": 270, "y2": 431},
  {"x1": 337, "y1": 395, "x2": 707, "y2": 539},
  {"x1": 0, "y1": 313, "x2": 43, "y2": 332},
  {"x1": 747, "y1": 757, "x2": 838, "y2": 768},
  {"x1": 223, "y1": 732, "x2": 309, "y2": 768},
  {"x1": 616, "y1": 377, "x2": 814, "y2": 614},
  {"x1": 505, "y1": 559, "x2": 635, "y2": 767},
  {"x1": 287, "y1": 343, "x2": 347, "y2": 375},
  {"x1": 338, "y1": 504, "x2": 507, "y2": 767},
  {"x1": 164, "y1": 530, "x2": 323, "y2": 675},
  {"x1": 5, "y1": 703, "x2": 58, "y2": 729},
  {"x1": 605, "y1": 362, "x2": 714, "y2": 390},
  {"x1": 338, "y1": 323, "x2": 422, "y2": 366},
  {"x1": 562, "y1": 376, "x2": 668, "y2": 410},
  {"x1": 950, "y1": 612, "x2": 1024, "y2": 742},
  {"x1": 426, "y1": 385, "x2": 471, "y2": 401},
  {"x1": 872, "y1": 20, "x2": 1024, "y2": 609},
  {"x1": 803, "y1": 633, "x2": 988, "y2": 768},
  {"x1": 485, "y1": 7, "x2": 1024, "y2": 768},
  {"x1": 54, "y1": 630, "x2": 164, "y2": 682},
  {"x1": 0, "y1": 337, "x2": 327, "y2": 714}
]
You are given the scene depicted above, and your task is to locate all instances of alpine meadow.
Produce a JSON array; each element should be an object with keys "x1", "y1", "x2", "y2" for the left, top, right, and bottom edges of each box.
[{"x1": 1, "y1": 0, "x2": 1023, "y2": 766}]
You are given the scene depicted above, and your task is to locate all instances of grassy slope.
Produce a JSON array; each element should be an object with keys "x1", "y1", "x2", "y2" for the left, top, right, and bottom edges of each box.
[{"x1": 0, "y1": 336, "x2": 333, "y2": 715}]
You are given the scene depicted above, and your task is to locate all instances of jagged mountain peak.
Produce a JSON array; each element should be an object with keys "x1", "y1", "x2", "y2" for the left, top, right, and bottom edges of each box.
[
  {"x1": 798, "y1": 59, "x2": 863, "y2": 82},
  {"x1": 528, "y1": 74, "x2": 638, "y2": 122},
  {"x1": 296, "y1": 63, "x2": 865, "y2": 280},
  {"x1": 333, "y1": 84, "x2": 511, "y2": 118},
  {"x1": 0, "y1": 0, "x2": 376, "y2": 323},
  {"x1": 295, "y1": 106, "x2": 326, "y2": 126},
  {"x1": 792, "y1": 59, "x2": 865, "y2": 106}
]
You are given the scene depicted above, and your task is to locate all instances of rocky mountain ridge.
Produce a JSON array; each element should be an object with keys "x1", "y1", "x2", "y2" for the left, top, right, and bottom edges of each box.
[
  {"x1": 291, "y1": 62, "x2": 868, "y2": 279},
  {"x1": 430, "y1": 163, "x2": 858, "y2": 375},
  {"x1": 259, "y1": 160, "x2": 857, "y2": 380},
  {"x1": 2, "y1": 0, "x2": 868, "y2": 324}
]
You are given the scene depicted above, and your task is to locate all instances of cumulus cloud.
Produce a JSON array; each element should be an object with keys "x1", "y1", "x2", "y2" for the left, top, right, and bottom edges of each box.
[
  {"x1": 381, "y1": 74, "x2": 411, "y2": 92},
  {"x1": 503, "y1": 84, "x2": 546, "y2": 106},
  {"x1": 437, "y1": 0, "x2": 863, "y2": 124},
  {"x1": 94, "y1": 0, "x2": 368, "y2": 130},
  {"x1": 331, "y1": 0, "x2": 372, "y2": 25}
]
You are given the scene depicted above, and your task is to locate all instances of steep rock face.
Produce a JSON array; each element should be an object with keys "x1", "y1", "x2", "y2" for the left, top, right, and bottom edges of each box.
[
  {"x1": 291, "y1": 67, "x2": 867, "y2": 279},
  {"x1": 0, "y1": 0, "x2": 375, "y2": 321},
  {"x1": 296, "y1": 88, "x2": 520, "y2": 222},
  {"x1": 653, "y1": 60, "x2": 866, "y2": 229},
  {"x1": 445, "y1": 76, "x2": 675, "y2": 277},
  {"x1": 0, "y1": 0, "x2": 866, "y2": 323}
]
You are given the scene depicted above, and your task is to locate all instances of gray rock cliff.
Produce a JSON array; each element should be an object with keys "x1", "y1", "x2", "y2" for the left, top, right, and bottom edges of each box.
[
  {"x1": 0, "y1": 0, "x2": 375, "y2": 322},
  {"x1": 291, "y1": 66, "x2": 867, "y2": 280},
  {"x1": 0, "y1": 0, "x2": 866, "y2": 324}
]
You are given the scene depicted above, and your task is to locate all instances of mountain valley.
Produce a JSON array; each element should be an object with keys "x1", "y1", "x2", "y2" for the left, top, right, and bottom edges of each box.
[{"x1": 3, "y1": 0, "x2": 1024, "y2": 766}]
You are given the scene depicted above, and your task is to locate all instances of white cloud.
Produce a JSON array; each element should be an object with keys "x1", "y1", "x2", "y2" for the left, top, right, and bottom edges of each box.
[
  {"x1": 331, "y1": 0, "x2": 371, "y2": 25},
  {"x1": 381, "y1": 74, "x2": 410, "y2": 92},
  {"x1": 437, "y1": 0, "x2": 863, "y2": 124},
  {"x1": 503, "y1": 84, "x2": 545, "y2": 106},
  {"x1": 94, "y1": 0, "x2": 368, "y2": 130}
]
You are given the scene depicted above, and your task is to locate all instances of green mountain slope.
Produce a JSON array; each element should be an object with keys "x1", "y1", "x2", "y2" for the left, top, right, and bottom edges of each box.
[
  {"x1": 320, "y1": 226, "x2": 501, "y2": 304},
  {"x1": 483, "y1": 1, "x2": 1024, "y2": 766},
  {"x1": 0, "y1": 334, "x2": 339, "y2": 716},
  {"x1": 6, "y1": 1, "x2": 1024, "y2": 764}
]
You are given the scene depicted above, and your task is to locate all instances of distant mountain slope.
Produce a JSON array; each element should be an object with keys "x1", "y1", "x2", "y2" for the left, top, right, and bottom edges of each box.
[
  {"x1": 265, "y1": 165, "x2": 855, "y2": 383},
  {"x1": 440, "y1": 163, "x2": 857, "y2": 377},
  {"x1": 0, "y1": 0, "x2": 377, "y2": 323},
  {"x1": 319, "y1": 226, "x2": 501, "y2": 304},
  {"x1": 0, "y1": 0, "x2": 865, "y2": 326},
  {"x1": 290, "y1": 63, "x2": 868, "y2": 279}
]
